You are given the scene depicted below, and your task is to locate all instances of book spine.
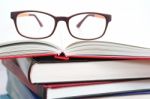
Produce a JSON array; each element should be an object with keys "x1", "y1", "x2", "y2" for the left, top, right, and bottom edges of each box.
[
  {"x1": 16, "y1": 58, "x2": 34, "y2": 84},
  {"x1": 54, "y1": 52, "x2": 69, "y2": 61},
  {"x1": 54, "y1": 55, "x2": 69, "y2": 60},
  {"x1": 7, "y1": 69, "x2": 41, "y2": 99},
  {"x1": 1, "y1": 59, "x2": 44, "y2": 98},
  {"x1": 68, "y1": 55, "x2": 150, "y2": 60}
]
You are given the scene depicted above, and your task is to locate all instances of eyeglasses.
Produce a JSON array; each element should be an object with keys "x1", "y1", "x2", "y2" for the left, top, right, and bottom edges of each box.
[{"x1": 11, "y1": 10, "x2": 111, "y2": 40}]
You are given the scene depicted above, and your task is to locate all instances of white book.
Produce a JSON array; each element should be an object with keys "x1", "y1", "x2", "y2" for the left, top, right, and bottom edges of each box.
[
  {"x1": 17, "y1": 58, "x2": 150, "y2": 83},
  {"x1": 46, "y1": 79, "x2": 150, "y2": 99},
  {"x1": 90, "y1": 94, "x2": 150, "y2": 99},
  {"x1": 0, "y1": 40, "x2": 150, "y2": 59}
]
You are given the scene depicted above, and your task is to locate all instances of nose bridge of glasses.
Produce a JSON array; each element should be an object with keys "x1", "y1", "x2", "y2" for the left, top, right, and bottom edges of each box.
[{"x1": 56, "y1": 17, "x2": 68, "y2": 22}]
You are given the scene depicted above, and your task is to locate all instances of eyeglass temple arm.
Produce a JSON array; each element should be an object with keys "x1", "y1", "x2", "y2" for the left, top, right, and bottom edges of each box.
[
  {"x1": 76, "y1": 14, "x2": 105, "y2": 28},
  {"x1": 76, "y1": 14, "x2": 94, "y2": 28},
  {"x1": 18, "y1": 13, "x2": 43, "y2": 27},
  {"x1": 29, "y1": 14, "x2": 43, "y2": 27}
]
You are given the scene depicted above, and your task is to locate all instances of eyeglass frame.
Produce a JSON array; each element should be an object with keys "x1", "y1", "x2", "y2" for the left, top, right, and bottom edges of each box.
[{"x1": 11, "y1": 10, "x2": 111, "y2": 40}]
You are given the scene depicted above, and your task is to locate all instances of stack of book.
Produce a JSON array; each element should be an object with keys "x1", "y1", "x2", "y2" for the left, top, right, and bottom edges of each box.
[{"x1": 2, "y1": 40, "x2": 150, "y2": 99}]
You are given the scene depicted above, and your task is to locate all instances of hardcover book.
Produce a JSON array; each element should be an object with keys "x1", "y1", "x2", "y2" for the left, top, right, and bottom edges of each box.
[
  {"x1": 0, "y1": 40, "x2": 150, "y2": 60},
  {"x1": 3, "y1": 59, "x2": 150, "y2": 99},
  {"x1": 17, "y1": 58, "x2": 150, "y2": 83},
  {"x1": 2, "y1": 59, "x2": 150, "y2": 99},
  {"x1": 7, "y1": 70, "x2": 41, "y2": 99}
]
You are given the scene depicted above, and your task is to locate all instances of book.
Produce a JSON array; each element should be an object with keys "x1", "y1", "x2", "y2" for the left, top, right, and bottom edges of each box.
[
  {"x1": 3, "y1": 58, "x2": 150, "y2": 99},
  {"x1": 91, "y1": 94, "x2": 150, "y2": 99},
  {"x1": 0, "y1": 62, "x2": 7, "y2": 95},
  {"x1": 6, "y1": 70, "x2": 41, "y2": 99},
  {"x1": 8, "y1": 67, "x2": 150, "y2": 99},
  {"x1": 0, "y1": 95, "x2": 11, "y2": 99},
  {"x1": 1, "y1": 40, "x2": 150, "y2": 60},
  {"x1": 1, "y1": 58, "x2": 117, "y2": 98},
  {"x1": 45, "y1": 79, "x2": 150, "y2": 99},
  {"x1": 2, "y1": 91, "x2": 150, "y2": 99},
  {"x1": 17, "y1": 58, "x2": 150, "y2": 83},
  {"x1": 1, "y1": 58, "x2": 44, "y2": 97}
]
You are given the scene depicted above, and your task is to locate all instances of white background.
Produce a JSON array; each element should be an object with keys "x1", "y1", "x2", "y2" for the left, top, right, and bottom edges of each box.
[{"x1": 0, "y1": 0, "x2": 150, "y2": 95}]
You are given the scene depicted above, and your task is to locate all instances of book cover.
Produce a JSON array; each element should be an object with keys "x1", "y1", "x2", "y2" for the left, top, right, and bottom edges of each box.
[
  {"x1": 7, "y1": 70, "x2": 41, "y2": 99},
  {"x1": 0, "y1": 95, "x2": 11, "y2": 99},
  {"x1": 16, "y1": 58, "x2": 150, "y2": 83}
]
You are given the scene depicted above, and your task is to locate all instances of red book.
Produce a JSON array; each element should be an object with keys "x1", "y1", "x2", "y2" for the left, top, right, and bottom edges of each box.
[{"x1": 0, "y1": 40, "x2": 150, "y2": 60}]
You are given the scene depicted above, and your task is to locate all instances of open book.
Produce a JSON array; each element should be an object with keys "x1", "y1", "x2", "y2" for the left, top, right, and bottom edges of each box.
[{"x1": 1, "y1": 40, "x2": 150, "y2": 60}]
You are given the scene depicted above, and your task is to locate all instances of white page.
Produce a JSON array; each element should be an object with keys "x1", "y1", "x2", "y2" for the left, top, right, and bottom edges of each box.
[
  {"x1": 31, "y1": 60, "x2": 150, "y2": 83},
  {"x1": 47, "y1": 79, "x2": 150, "y2": 98}
]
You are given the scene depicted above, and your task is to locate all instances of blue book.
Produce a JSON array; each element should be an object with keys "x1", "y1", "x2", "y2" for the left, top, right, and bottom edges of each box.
[
  {"x1": 0, "y1": 95, "x2": 11, "y2": 99},
  {"x1": 6, "y1": 70, "x2": 41, "y2": 99}
]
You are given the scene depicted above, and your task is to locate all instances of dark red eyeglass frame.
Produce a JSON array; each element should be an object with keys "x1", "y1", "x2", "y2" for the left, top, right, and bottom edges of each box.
[{"x1": 11, "y1": 10, "x2": 111, "y2": 40}]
